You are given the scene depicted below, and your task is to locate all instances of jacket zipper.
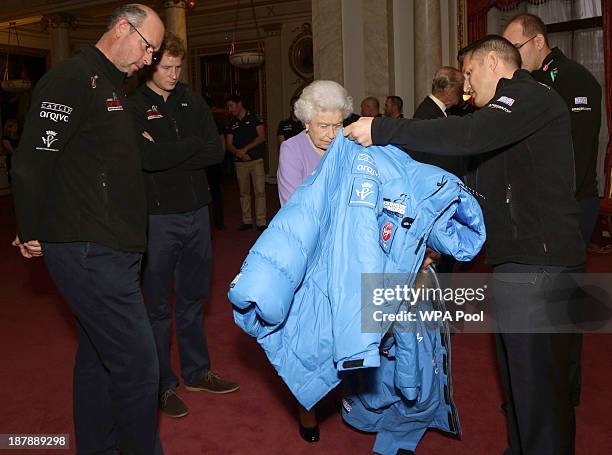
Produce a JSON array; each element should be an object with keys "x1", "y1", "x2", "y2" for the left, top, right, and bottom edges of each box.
[
  {"x1": 429, "y1": 268, "x2": 461, "y2": 435},
  {"x1": 505, "y1": 183, "x2": 518, "y2": 239},
  {"x1": 171, "y1": 116, "x2": 180, "y2": 140}
]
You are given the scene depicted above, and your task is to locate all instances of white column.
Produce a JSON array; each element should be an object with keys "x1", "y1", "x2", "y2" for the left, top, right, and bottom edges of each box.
[
  {"x1": 164, "y1": 0, "x2": 190, "y2": 84},
  {"x1": 263, "y1": 24, "x2": 283, "y2": 178},
  {"x1": 312, "y1": 0, "x2": 344, "y2": 83},
  {"x1": 312, "y1": 0, "x2": 391, "y2": 109},
  {"x1": 42, "y1": 14, "x2": 74, "y2": 67},
  {"x1": 414, "y1": 0, "x2": 442, "y2": 108}
]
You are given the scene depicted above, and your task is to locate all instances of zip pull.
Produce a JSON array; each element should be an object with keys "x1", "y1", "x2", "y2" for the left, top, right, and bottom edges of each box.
[
  {"x1": 505, "y1": 183, "x2": 512, "y2": 204},
  {"x1": 414, "y1": 235, "x2": 424, "y2": 254},
  {"x1": 171, "y1": 117, "x2": 180, "y2": 139}
]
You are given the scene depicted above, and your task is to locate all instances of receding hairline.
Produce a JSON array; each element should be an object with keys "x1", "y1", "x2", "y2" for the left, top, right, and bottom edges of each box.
[
  {"x1": 107, "y1": 3, "x2": 159, "y2": 30},
  {"x1": 361, "y1": 96, "x2": 379, "y2": 106},
  {"x1": 505, "y1": 13, "x2": 549, "y2": 45}
]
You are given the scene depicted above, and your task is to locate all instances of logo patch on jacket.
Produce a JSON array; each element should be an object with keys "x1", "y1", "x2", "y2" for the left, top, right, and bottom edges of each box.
[
  {"x1": 36, "y1": 130, "x2": 60, "y2": 152},
  {"x1": 356, "y1": 152, "x2": 375, "y2": 165},
  {"x1": 342, "y1": 398, "x2": 353, "y2": 413},
  {"x1": 39, "y1": 102, "x2": 72, "y2": 123},
  {"x1": 380, "y1": 219, "x2": 397, "y2": 253},
  {"x1": 106, "y1": 92, "x2": 123, "y2": 111},
  {"x1": 349, "y1": 177, "x2": 378, "y2": 208},
  {"x1": 497, "y1": 96, "x2": 515, "y2": 107},
  {"x1": 574, "y1": 96, "x2": 588, "y2": 105},
  {"x1": 146, "y1": 105, "x2": 163, "y2": 120},
  {"x1": 354, "y1": 162, "x2": 379, "y2": 178}
]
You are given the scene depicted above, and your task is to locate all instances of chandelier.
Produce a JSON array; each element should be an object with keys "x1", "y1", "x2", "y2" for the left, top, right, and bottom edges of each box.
[
  {"x1": 2, "y1": 22, "x2": 32, "y2": 93},
  {"x1": 229, "y1": 0, "x2": 264, "y2": 69}
]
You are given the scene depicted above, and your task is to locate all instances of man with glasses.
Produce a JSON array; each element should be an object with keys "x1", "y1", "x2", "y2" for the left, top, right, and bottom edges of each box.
[
  {"x1": 503, "y1": 14, "x2": 602, "y2": 247},
  {"x1": 504, "y1": 13, "x2": 602, "y2": 410},
  {"x1": 12, "y1": 4, "x2": 165, "y2": 454}
]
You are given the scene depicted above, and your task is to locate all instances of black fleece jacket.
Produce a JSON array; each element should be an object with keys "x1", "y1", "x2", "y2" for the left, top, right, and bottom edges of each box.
[
  {"x1": 129, "y1": 82, "x2": 223, "y2": 215},
  {"x1": 372, "y1": 69, "x2": 585, "y2": 266},
  {"x1": 13, "y1": 46, "x2": 149, "y2": 251}
]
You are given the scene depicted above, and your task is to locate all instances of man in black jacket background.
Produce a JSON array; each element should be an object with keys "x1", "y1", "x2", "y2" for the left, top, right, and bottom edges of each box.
[
  {"x1": 129, "y1": 32, "x2": 239, "y2": 419},
  {"x1": 503, "y1": 14, "x2": 602, "y2": 409},
  {"x1": 12, "y1": 4, "x2": 165, "y2": 454},
  {"x1": 503, "y1": 14, "x2": 602, "y2": 246},
  {"x1": 345, "y1": 35, "x2": 584, "y2": 455}
]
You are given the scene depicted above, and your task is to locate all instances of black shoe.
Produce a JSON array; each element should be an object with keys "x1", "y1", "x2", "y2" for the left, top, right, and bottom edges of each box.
[
  {"x1": 238, "y1": 223, "x2": 253, "y2": 231},
  {"x1": 396, "y1": 450, "x2": 414, "y2": 455},
  {"x1": 299, "y1": 423, "x2": 320, "y2": 443},
  {"x1": 215, "y1": 223, "x2": 226, "y2": 231},
  {"x1": 159, "y1": 389, "x2": 189, "y2": 418},
  {"x1": 257, "y1": 224, "x2": 267, "y2": 232},
  {"x1": 500, "y1": 402, "x2": 508, "y2": 414}
]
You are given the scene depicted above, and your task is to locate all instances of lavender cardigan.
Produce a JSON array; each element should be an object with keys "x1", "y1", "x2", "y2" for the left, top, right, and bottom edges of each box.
[{"x1": 277, "y1": 131, "x2": 323, "y2": 206}]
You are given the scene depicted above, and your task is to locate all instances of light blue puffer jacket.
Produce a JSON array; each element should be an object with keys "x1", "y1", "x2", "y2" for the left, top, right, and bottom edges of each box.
[{"x1": 228, "y1": 133, "x2": 485, "y2": 414}]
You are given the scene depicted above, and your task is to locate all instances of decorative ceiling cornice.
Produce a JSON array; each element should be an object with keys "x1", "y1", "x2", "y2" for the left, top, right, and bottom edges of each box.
[
  {"x1": 41, "y1": 13, "x2": 77, "y2": 31},
  {"x1": 0, "y1": 0, "x2": 122, "y2": 23}
]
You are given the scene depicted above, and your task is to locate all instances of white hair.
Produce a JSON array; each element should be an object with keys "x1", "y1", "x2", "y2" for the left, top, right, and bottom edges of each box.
[{"x1": 294, "y1": 80, "x2": 353, "y2": 124}]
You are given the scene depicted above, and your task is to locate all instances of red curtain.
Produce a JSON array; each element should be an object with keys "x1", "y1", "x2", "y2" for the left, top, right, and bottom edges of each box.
[
  {"x1": 466, "y1": 0, "x2": 548, "y2": 43},
  {"x1": 603, "y1": 0, "x2": 612, "y2": 198}
]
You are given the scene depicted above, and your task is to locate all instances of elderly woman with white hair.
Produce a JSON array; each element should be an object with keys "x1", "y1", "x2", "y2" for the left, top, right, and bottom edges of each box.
[
  {"x1": 277, "y1": 80, "x2": 353, "y2": 205},
  {"x1": 276, "y1": 80, "x2": 352, "y2": 442}
]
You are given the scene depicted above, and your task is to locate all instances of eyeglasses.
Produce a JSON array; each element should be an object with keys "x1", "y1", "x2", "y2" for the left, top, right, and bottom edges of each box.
[
  {"x1": 514, "y1": 35, "x2": 536, "y2": 49},
  {"x1": 127, "y1": 21, "x2": 159, "y2": 63}
]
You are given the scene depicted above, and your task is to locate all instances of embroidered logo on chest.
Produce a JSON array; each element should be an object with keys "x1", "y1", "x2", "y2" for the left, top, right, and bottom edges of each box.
[
  {"x1": 146, "y1": 105, "x2": 163, "y2": 120},
  {"x1": 106, "y1": 92, "x2": 123, "y2": 111}
]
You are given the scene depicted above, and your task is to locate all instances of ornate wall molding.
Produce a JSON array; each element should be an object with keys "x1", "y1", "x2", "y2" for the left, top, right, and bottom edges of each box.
[{"x1": 41, "y1": 13, "x2": 76, "y2": 31}]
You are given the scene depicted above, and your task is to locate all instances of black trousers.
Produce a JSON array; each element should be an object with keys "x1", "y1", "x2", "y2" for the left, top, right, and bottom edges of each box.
[
  {"x1": 43, "y1": 242, "x2": 162, "y2": 455},
  {"x1": 493, "y1": 262, "x2": 583, "y2": 455},
  {"x1": 143, "y1": 206, "x2": 212, "y2": 392},
  {"x1": 206, "y1": 164, "x2": 225, "y2": 228},
  {"x1": 568, "y1": 196, "x2": 599, "y2": 406}
]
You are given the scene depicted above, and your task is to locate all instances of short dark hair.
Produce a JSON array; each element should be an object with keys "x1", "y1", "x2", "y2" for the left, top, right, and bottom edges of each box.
[
  {"x1": 432, "y1": 66, "x2": 463, "y2": 93},
  {"x1": 507, "y1": 13, "x2": 549, "y2": 46},
  {"x1": 226, "y1": 95, "x2": 243, "y2": 104},
  {"x1": 460, "y1": 35, "x2": 521, "y2": 70},
  {"x1": 386, "y1": 95, "x2": 403, "y2": 112},
  {"x1": 158, "y1": 31, "x2": 185, "y2": 59},
  {"x1": 457, "y1": 46, "x2": 469, "y2": 67},
  {"x1": 107, "y1": 4, "x2": 147, "y2": 31}
]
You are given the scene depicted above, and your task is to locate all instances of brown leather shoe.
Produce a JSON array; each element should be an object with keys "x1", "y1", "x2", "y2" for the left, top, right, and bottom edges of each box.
[
  {"x1": 159, "y1": 389, "x2": 189, "y2": 418},
  {"x1": 185, "y1": 371, "x2": 240, "y2": 394}
]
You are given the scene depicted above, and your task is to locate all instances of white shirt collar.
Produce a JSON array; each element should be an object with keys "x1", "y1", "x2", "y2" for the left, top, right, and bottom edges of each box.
[{"x1": 428, "y1": 94, "x2": 447, "y2": 117}]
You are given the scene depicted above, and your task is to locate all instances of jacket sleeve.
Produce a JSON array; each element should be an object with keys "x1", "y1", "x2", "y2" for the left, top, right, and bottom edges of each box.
[
  {"x1": 277, "y1": 139, "x2": 303, "y2": 206},
  {"x1": 393, "y1": 328, "x2": 419, "y2": 401},
  {"x1": 139, "y1": 135, "x2": 207, "y2": 171},
  {"x1": 176, "y1": 98, "x2": 224, "y2": 170},
  {"x1": 427, "y1": 185, "x2": 486, "y2": 261},
  {"x1": 372, "y1": 85, "x2": 561, "y2": 157},
  {"x1": 228, "y1": 179, "x2": 324, "y2": 328},
  {"x1": 12, "y1": 73, "x2": 87, "y2": 242},
  {"x1": 127, "y1": 96, "x2": 205, "y2": 172}
]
